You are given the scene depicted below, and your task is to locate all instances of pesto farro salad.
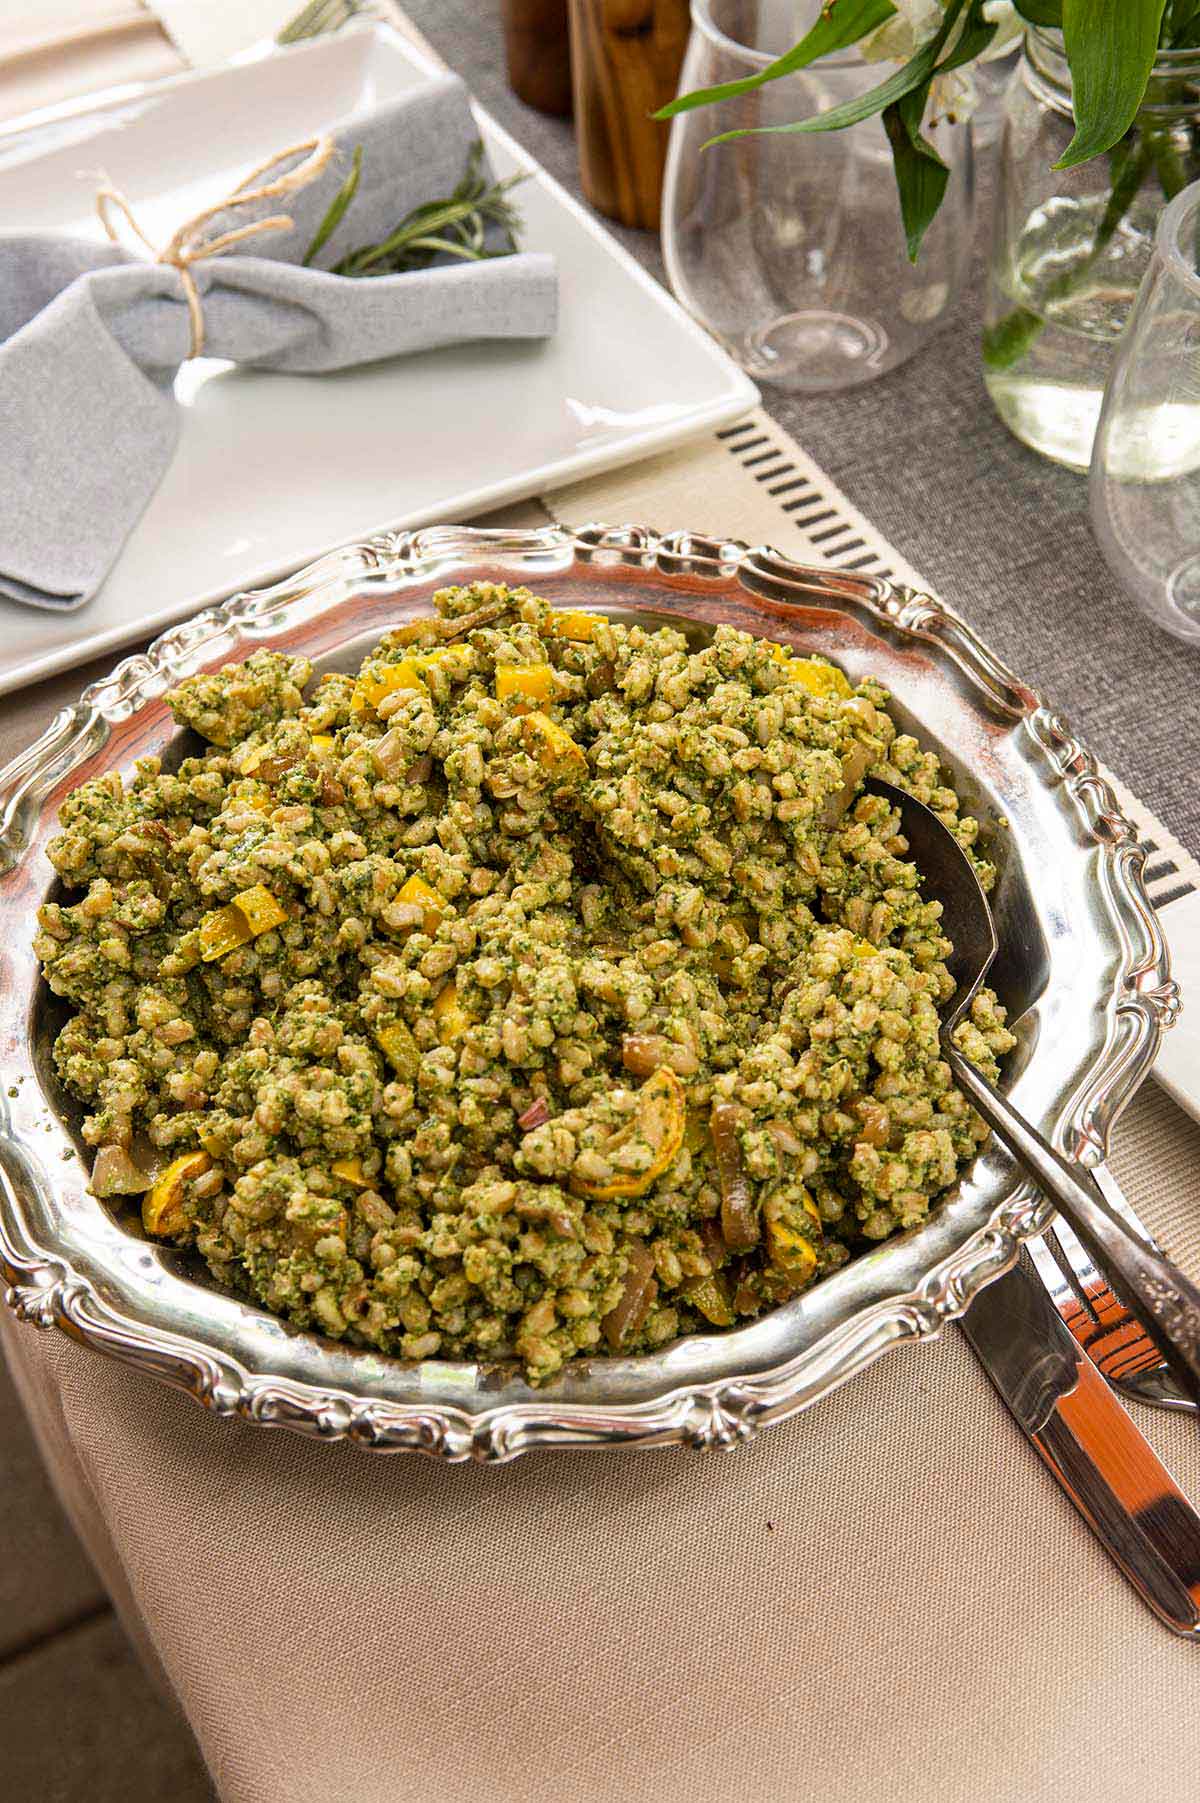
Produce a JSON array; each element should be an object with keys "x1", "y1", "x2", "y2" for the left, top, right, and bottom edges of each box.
[{"x1": 36, "y1": 583, "x2": 1015, "y2": 1383}]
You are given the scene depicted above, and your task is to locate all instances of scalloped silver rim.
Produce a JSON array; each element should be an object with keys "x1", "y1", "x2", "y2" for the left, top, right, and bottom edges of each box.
[{"x1": 0, "y1": 523, "x2": 1177, "y2": 1461}]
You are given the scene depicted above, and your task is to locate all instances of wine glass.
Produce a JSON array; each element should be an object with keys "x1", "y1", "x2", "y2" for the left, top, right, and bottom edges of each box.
[
  {"x1": 660, "y1": 0, "x2": 975, "y2": 393},
  {"x1": 1090, "y1": 178, "x2": 1200, "y2": 645}
]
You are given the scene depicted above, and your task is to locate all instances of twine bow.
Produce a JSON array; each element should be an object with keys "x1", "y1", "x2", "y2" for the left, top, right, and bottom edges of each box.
[{"x1": 96, "y1": 134, "x2": 335, "y2": 359}]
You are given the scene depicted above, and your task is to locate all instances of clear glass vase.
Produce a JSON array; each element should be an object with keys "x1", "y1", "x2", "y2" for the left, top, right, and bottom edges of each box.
[
  {"x1": 661, "y1": 0, "x2": 975, "y2": 392},
  {"x1": 1090, "y1": 179, "x2": 1200, "y2": 644},
  {"x1": 984, "y1": 29, "x2": 1200, "y2": 472}
]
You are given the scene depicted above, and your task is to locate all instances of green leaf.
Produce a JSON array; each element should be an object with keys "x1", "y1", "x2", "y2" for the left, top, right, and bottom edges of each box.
[
  {"x1": 654, "y1": 0, "x2": 896, "y2": 121},
  {"x1": 301, "y1": 144, "x2": 362, "y2": 269},
  {"x1": 1013, "y1": 0, "x2": 1062, "y2": 23},
  {"x1": 702, "y1": 0, "x2": 970, "y2": 148},
  {"x1": 883, "y1": 96, "x2": 950, "y2": 263},
  {"x1": 937, "y1": 0, "x2": 1000, "y2": 72},
  {"x1": 879, "y1": 0, "x2": 994, "y2": 268},
  {"x1": 1056, "y1": 0, "x2": 1168, "y2": 169}
]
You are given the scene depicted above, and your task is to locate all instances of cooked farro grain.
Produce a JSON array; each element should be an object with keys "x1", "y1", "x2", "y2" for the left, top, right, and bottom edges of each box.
[{"x1": 38, "y1": 584, "x2": 1014, "y2": 1382}]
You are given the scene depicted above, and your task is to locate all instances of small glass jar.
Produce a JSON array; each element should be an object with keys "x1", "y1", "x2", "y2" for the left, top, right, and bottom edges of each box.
[
  {"x1": 661, "y1": 0, "x2": 975, "y2": 392},
  {"x1": 984, "y1": 29, "x2": 1200, "y2": 471}
]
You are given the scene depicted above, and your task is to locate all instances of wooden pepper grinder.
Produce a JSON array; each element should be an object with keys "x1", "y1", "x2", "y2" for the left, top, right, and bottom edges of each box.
[
  {"x1": 567, "y1": 0, "x2": 691, "y2": 230},
  {"x1": 502, "y1": 1, "x2": 574, "y2": 117}
]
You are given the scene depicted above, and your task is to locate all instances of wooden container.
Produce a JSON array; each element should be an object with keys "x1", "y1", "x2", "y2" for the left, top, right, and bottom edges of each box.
[
  {"x1": 502, "y1": 0, "x2": 574, "y2": 117},
  {"x1": 567, "y1": 0, "x2": 691, "y2": 230}
]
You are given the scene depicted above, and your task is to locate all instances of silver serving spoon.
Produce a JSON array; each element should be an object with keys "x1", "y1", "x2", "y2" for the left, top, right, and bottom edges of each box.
[{"x1": 868, "y1": 777, "x2": 1200, "y2": 1411}]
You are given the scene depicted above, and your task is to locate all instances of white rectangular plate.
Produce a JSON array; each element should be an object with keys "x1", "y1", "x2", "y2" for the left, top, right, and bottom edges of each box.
[{"x1": 0, "y1": 23, "x2": 757, "y2": 695}]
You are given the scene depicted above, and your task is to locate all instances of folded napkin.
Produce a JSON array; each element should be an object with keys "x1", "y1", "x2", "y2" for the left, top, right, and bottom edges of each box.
[{"x1": 0, "y1": 72, "x2": 558, "y2": 611}]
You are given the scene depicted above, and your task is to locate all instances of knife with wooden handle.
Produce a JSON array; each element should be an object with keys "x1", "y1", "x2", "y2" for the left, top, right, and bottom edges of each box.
[{"x1": 959, "y1": 1255, "x2": 1200, "y2": 1638}]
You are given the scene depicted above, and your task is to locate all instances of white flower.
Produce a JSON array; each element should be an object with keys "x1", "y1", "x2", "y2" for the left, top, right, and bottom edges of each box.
[
  {"x1": 860, "y1": 0, "x2": 1022, "y2": 123},
  {"x1": 862, "y1": 0, "x2": 1023, "y2": 68},
  {"x1": 980, "y1": 1, "x2": 1023, "y2": 60},
  {"x1": 929, "y1": 65, "x2": 978, "y2": 124},
  {"x1": 860, "y1": 0, "x2": 945, "y2": 65}
]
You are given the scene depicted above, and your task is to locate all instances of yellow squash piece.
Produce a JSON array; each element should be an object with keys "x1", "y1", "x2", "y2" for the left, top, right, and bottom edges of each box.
[
  {"x1": 310, "y1": 734, "x2": 336, "y2": 755},
  {"x1": 432, "y1": 981, "x2": 471, "y2": 1045},
  {"x1": 229, "y1": 781, "x2": 272, "y2": 814},
  {"x1": 198, "y1": 885, "x2": 287, "y2": 962},
  {"x1": 577, "y1": 1067, "x2": 687, "y2": 1202},
  {"x1": 396, "y1": 872, "x2": 446, "y2": 935},
  {"x1": 197, "y1": 903, "x2": 252, "y2": 962},
  {"x1": 375, "y1": 1020, "x2": 420, "y2": 1078},
  {"x1": 686, "y1": 1273, "x2": 735, "y2": 1327},
  {"x1": 331, "y1": 1156, "x2": 370, "y2": 1188},
  {"x1": 351, "y1": 658, "x2": 426, "y2": 715},
  {"x1": 495, "y1": 664, "x2": 560, "y2": 710},
  {"x1": 852, "y1": 936, "x2": 881, "y2": 959},
  {"x1": 765, "y1": 1188, "x2": 821, "y2": 1285},
  {"x1": 143, "y1": 1150, "x2": 212, "y2": 1238},
  {"x1": 783, "y1": 657, "x2": 853, "y2": 700},
  {"x1": 520, "y1": 711, "x2": 588, "y2": 781},
  {"x1": 351, "y1": 648, "x2": 463, "y2": 714},
  {"x1": 232, "y1": 884, "x2": 288, "y2": 936},
  {"x1": 548, "y1": 610, "x2": 600, "y2": 641}
]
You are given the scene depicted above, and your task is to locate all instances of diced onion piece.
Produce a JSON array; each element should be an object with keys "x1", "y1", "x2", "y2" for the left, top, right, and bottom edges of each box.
[
  {"x1": 370, "y1": 727, "x2": 410, "y2": 778},
  {"x1": 331, "y1": 1156, "x2": 370, "y2": 1188},
  {"x1": 601, "y1": 1240, "x2": 658, "y2": 1349},
  {"x1": 232, "y1": 884, "x2": 288, "y2": 936},
  {"x1": 396, "y1": 873, "x2": 445, "y2": 935},
  {"x1": 143, "y1": 1151, "x2": 212, "y2": 1237},
  {"x1": 518, "y1": 1097, "x2": 551, "y2": 1132},
  {"x1": 198, "y1": 902, "x2": 253, "y2": 962},
  {"x1": 89, "y1": 1144, "x2": 151, "y2": 1199},
  {"x1": 686, "y1": 1272, "x2": 735, "y2": 1328},
  {"x1": 495, "y1": 664, "x2": 559, "y2": 710},
  {"x1": 784, "y1": 657, "x2": 853, "y2": 700},
  {"x1": 237, "y1": 746, "x2": 300, "y2": 783},
  {"x1": 576, "y1": 1068, "x2": 686, "y2": 1201},
  {"x1": 684, "y1": 1107, "x2": 711, "y2": 1155},
  {"x1": 432, "y1": 981, "x2": 471, "y2": 1044},
  {"x1": 375, "y1": 1020, "x2": 419, "y2": 1078},
  {"x1": 818, "y1": 742, "x2": 871, "y2": 828},
  {"x1": 710, "y1": 1102, "x2": 759, "y2": 1251},
  {"x1": 548, "y1": 610, "x2": 601, "y2": 641},
  {"x1": 520, "y1": 710, "x2": 588, "y2": 781}
]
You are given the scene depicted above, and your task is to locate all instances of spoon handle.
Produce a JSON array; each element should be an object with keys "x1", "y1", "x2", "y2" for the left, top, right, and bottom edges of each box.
[{"x1": 946, "y1": 1043, "x2": 1200, "y2": 1413}]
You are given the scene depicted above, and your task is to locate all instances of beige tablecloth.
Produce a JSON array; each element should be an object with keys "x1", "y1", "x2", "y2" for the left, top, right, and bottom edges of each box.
[{"x1": 5, "y1": 10, "x2": 1200, "y2": 1803}]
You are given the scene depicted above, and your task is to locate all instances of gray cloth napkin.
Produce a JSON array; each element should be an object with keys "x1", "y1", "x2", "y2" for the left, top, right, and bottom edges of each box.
[{"x1": 0, "y1": 73, "x2": 558, "y2": 611}]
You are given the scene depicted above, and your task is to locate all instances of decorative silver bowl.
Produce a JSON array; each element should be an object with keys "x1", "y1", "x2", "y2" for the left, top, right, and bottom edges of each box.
[{"x1": 0, "y1": 524, "x2": 1176, "y2": 1461}]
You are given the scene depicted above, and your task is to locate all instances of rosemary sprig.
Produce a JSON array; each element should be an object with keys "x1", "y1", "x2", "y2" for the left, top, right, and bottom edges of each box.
[
  {"x1": 301, "y1": 144, "x2": 361, "y2": 268},
  {"x1": 300, "y1": 140, "x2": 528, "y2": 277}
]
